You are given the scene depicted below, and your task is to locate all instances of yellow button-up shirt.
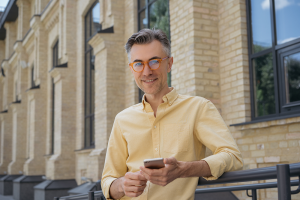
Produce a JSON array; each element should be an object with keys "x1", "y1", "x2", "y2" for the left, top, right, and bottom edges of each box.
[{"x1": 101, "y1": 88, "x2": 243, "y2": 200}]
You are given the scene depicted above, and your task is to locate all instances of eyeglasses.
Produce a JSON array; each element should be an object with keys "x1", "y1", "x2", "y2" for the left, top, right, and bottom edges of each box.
[{"x1": 129, "y1": 56, "x2": 169, "y2": 72}]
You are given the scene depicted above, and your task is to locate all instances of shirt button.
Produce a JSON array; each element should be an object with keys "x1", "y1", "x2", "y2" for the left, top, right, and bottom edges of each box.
[
  {"x1": 155, "y1": 148, "x2": 158, "y2": 151},
  {"x1": 154, "y1": 126, "x2": 156, "y2": 129}
]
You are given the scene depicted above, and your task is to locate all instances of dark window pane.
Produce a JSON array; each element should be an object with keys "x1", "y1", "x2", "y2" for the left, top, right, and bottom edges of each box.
[
  {"x1": 31, "y1": 66, "x2": 35, "y2": 87},
  {"x1": 92, "y1": 2, "x2": 101, "y2": 34},
  {"x1": 253, "y1": 53, "x2": 276, "y2": 117},
  {"x1": 91, "y1": 116, "x2": 95, "y2": 146},
  {"x1": 275, "y1": 0, "x2": 300, "y2": 44},
  {"x1": 85, "y1": 51, "x2": 91, "y2": 115},
  {"x1": 149, "y1": 0, "x2": 170, "y2": 39},
  {"x1": 91, "y1": 52, "x2": 95, "y2": 114},
  {"x1": 139, "y1": 0, "x2": 146, "y2": 9},
  {"x1": 84, "y1": 3, "x2": 98, "y2": 148},
  {"x1": 51, "y1": 79, "x2": 55, "y2": 154},
  {"x1": 139, "y1": 89, "x2": 144, "y2": 103},
  {"x1": 85, "y1": 13, "x2": 91, "y2": 40},
  {"x1": 284, "y1": 52, "x2": 300, "y2": 103},
  {"x1": 53, "y1": 41, "x2": 58, "y2": 68},
  {"x1": 85, "y1": 117, "x2": 91, "y2": 146},
  {"x1": 85, "y1": 12, "x2": 91, "y2": 51},
  {"x1": 139, "y1": 9, "x2": 147, "y2": 29},
  {"x1": 250, "y1": 0, "x2": 272, "y2": 53}
]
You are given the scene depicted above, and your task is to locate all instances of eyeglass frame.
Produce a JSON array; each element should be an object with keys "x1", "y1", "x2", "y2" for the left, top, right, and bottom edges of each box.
[{"x1": 129, "y1": 56, "x2": 169, "y2": 72}]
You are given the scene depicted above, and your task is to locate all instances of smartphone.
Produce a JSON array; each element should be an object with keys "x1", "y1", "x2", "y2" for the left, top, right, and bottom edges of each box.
[{"x1": 144, "y1": 158, "x2": 165, "y2": 169}]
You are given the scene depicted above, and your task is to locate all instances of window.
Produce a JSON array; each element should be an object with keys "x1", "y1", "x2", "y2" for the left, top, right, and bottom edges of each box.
[
  {"x1": 84, "y1": 1, "x2": 100, "y2": 148},
  {"x1": 31, "y1": 65, "x2": 35, "y2": 88},
  {"x1": 51, "y1": 78, "x2": 55, "y2": 154},
  {"x1": 53, "y1": 40, "x2": 59, "y2": 68},
  {"x1": 138, "y1": 0, "x2": 170, "y2": 102},
  {"x1": 246, "y1": 0, "x2": 300, "y2": 120},
  {"x1": 14, "y1": 81, "x2": 19, "y2": 102}
]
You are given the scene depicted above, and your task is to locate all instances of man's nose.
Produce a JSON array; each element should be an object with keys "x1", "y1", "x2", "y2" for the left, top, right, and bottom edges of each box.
[{"x1": 142, "y1": 63, "x2": 152, "y2": 76}]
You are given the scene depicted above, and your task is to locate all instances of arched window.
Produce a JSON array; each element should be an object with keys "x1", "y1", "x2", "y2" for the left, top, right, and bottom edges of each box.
[
  {"x1": 138, "y1": 0, "x2": 170, "y2": 102},
  {"x1": 84, "y1": 1, "x2": 100, "y2": 148}
]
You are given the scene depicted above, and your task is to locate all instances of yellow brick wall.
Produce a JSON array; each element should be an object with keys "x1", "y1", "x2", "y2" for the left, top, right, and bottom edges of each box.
[
  {"x1": 170, "y1": 0, "x2": 221, "y2": 110},
  {"x1": 219, "y1": 0, "x2": 250, "y2": 126}
]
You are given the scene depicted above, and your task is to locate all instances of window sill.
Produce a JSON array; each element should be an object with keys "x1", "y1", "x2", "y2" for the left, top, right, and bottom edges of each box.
[
  {"x1": 44, "y1": 154, "x2": 53, "y2": 158},
  {"x1": 230, "y1": 114, "x2": 300, "y2": 131},
  {"x1": 74, "y1": 147, "x2": 95, "y2": 154},
  {"x1": 26, "y1": 85, "x2": 40, "y2": 92}
]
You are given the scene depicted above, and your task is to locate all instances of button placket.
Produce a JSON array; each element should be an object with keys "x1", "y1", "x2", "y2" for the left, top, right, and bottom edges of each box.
[{"x1": 152, "y1": 123, "x2": 160, "y2": 157}]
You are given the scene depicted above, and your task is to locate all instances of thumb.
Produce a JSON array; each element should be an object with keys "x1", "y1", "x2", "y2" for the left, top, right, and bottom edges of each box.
[{"x1": 164, "y1": 157, "x2": 177, "y2": 165}]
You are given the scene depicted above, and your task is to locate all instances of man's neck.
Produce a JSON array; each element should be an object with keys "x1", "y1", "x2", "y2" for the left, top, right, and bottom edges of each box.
[{"x1": 145, "y1": 87, "x2": 172, "y2": 117}]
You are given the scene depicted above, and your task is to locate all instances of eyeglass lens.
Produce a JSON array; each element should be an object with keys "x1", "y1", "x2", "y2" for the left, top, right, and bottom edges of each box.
[{"x1": 133, "y1": 60, "x2": 160, "y2": 71}]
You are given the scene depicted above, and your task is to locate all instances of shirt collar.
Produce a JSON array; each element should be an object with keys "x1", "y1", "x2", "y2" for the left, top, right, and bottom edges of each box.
[{"x1": 142, "y1": 88, "x2": 179, "y2": 110}]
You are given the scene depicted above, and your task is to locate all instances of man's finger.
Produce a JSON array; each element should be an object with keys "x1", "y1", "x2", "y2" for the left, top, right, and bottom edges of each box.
[
  {"x1": 140, "y1": 166, "x2": 164, "y2": 176},
  {"x1": 124, "y1": 185, "x2": 146, "y2": 193},
  {"x1": 124, "y1": 178, "x2": 147, "y2": 187},
  {"x1": 125, "y1": 171, "x2": 147, "y2": 181}
]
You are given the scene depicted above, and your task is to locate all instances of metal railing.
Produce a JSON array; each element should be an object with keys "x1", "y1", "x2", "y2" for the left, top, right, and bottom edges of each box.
[
  {"x1": 55, "y1": 163, "x2": 300, "y2": 200},
  {"x1": 197, "y1": 163, "x2": 300, "y2": 200},
  {"x1": 55, "y1": 191, "x2": 106, "y2": 200}
]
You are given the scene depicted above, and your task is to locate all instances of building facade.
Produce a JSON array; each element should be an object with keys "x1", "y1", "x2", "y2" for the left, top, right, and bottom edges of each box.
[{"x1": 0, "y1": 0, "x2": 299, "y2": 199}]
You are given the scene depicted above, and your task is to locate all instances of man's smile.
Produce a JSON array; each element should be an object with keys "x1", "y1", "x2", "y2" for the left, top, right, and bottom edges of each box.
[{"x1": 142, "y1": 78, "x2": 158, "y2": 84}]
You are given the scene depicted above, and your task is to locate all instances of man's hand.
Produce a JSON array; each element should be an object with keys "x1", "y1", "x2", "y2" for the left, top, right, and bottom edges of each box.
[
  {"x1": 140, "y1": 157, "x2": 212, "y2": 187},
  {"x1": 109, "y1": 171, "x2": 147, "y2": 199},
  {"x1": 140, "y1": 157, "x2": 182, "y2": 186},
  {"x1": 122, "y1": 171, "x2": 147, "y2": 197}
]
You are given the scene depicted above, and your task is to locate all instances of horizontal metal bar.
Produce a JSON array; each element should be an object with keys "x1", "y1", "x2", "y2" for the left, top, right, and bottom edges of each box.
[
  {"x1": 198, "y1": 162, "x2": 300, "y2": 186},
  {"x1": 196, "y1": 180, "x2": 299, "y2": 194},
  {"x1": 59, "y1": 193, "x2": 90, "y2": 200},
  {"x1": 59, "y1": 191, "x2": 105, "y2": 200}
]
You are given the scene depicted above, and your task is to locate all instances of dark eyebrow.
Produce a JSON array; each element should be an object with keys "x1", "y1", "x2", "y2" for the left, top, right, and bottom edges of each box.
[{"x1": 133, "y1": 56, "x2": 161, "y2": 63}]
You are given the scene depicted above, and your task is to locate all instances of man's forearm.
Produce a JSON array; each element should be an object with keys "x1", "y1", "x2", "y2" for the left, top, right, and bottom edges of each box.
[
  {"x1": 109, "y1": 177, "x2": 125, "y2": 199},
  {"x1": 179, "y1": 160, "x2": 212, "y2": 178}
]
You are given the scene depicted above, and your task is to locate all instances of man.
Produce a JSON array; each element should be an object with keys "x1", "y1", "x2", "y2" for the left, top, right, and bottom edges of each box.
[{"x1": 101, "y1": 29, "x2": 243, "y2": 200}]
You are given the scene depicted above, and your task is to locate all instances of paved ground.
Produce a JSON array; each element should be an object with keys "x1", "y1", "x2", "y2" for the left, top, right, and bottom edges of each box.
[{"x1": 0, "y1": 194, "x2": 14, "y2": 200}]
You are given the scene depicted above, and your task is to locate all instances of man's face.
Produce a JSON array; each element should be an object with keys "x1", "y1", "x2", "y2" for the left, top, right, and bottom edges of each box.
[{"x1": 129, "y1": 40, "x2": 172, "y2": 96}]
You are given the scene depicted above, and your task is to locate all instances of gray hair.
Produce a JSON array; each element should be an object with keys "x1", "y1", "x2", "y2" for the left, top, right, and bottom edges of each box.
[{"x1": 125, "y1": 29, "x2": 171, "y2": 61}]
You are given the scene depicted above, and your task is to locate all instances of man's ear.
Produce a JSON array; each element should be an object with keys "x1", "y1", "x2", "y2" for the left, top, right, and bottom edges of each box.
[{"x1": 167, "y1": 57, "x2": 173, "y2": 73}]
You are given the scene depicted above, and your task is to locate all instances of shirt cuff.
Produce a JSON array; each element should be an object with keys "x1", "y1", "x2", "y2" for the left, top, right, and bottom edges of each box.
[
  {"x1": 201, "y1": 153, "x2": 227, "y2": 181},
  {"x1": 102, "y1": 177, "x2": 117, "y2": 200}
]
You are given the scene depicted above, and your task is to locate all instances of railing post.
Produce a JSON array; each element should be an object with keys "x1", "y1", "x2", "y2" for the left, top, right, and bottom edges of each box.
[
  {"x1": 277, "y1": 164, "x2": 291, "y2": 200},
  {"x1": 251, "y1": 189, "x2": 257, "y2": 200},
  {"x1": 89, "y1": 191, "x2": 94, "y2": 200}
]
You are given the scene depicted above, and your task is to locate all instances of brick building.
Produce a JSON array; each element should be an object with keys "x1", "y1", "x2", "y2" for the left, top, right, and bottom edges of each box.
[{"x1": 0, "y1": 0, "x2": 299, "y2": 199}]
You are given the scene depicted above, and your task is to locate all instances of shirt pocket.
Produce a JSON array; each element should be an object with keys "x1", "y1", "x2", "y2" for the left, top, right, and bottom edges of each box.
[{"x1": 163, "y1": 123, "x2": 189, "y2": 153}]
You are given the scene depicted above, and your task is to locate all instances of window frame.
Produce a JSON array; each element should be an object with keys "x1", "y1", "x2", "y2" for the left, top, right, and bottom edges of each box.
[
  {"x1": 51, "y1": 78, "x2": 55, "y2": 155},
  {"x1": 53, "y1": 40, "x2": 59, "y2": 68},
  {"x1": 83, "y1": 1, "x2": 100, "y2": 148},
  {"x1": 246, "y1": 0, "x2": 300, "y2": 122},
  {"x1": 31, "y1": 65, "x2": 35, "y2": 88}
]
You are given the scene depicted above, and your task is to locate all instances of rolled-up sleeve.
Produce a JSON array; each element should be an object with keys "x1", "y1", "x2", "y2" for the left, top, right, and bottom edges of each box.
[
  {"x1": 101, "y1": 117, "x2": 128, "y2": 199},
  {"x1": 195, "y1": 101, "x2": 243, "y2": 180}
]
